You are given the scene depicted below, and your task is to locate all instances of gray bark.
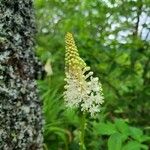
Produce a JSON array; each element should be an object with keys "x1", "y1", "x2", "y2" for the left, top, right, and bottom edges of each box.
[{"x1": 0, "y1": 0, "x2": 43, "y2": 149}]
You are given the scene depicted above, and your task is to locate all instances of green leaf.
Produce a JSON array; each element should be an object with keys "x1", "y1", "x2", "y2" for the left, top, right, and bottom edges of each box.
[
  {"x1": 140, "y1": 144, "x2": 149, "y2": 150},
  {"x1": 34, "y1": 0, "x2": 45, "y2": 8},
  {"x1": 140, "y1": 135, "x2": 150, "y2": 142},
  {"x1": 115, "y1": 119, "x2": 129, "y2": 135},
  {"x1": 122, "y1": 141, "x2": 142, "y2": 150},
  {"x1": 94, "y1": 122, "x2": 117, "y2": 135},
  {"x1": 129, "y1": 127, "x2": 143, "y2": 141},
  {"x1": 108, "y1": 132, "x2": 122, "y2": 150}
]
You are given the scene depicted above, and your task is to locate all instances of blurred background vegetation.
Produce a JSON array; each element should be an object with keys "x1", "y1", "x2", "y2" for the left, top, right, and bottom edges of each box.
[{"x1": 34, "y1": 0, "x2": 150, "y2": 149}]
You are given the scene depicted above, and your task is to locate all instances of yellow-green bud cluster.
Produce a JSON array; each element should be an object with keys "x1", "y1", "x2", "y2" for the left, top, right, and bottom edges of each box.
[{"x1": 65, "y1": 32, "x2": 86, "y2": 75}]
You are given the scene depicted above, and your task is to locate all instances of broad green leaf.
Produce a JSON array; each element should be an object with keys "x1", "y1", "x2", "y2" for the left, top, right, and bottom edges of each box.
[
  {"x1": 129, "y1": 127, "x2": 143, "y2": 141},
  {"x1": 122, "y1": 141, "x2": 142, "y2": 150},
  {"x1": 94, "y1": 122, "x2": 117, "y2": 135},
  {"x1": 114, "y1": 119, "x2": 129, "y2": 141},
  {"x1": 108, "y1": 132, "x2": 122, "y2": 150},
  {"x1": 140, "y1": 144, "x2": 149, "y2": 150},
  {"x1": 140, "y1": 135, "x2": 150, "y2": 142},
  {"x1": 115, "y1": 119, "x2": 129, "y2": 135}
]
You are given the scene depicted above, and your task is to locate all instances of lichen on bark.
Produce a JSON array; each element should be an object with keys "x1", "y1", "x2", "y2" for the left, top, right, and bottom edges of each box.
[{"x1": 0, "y1": 0, "x2": 43, "y2": 149}]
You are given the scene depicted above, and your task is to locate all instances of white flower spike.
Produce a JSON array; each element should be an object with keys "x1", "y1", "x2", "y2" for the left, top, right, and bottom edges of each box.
[{"x1": 64, "y1": 32, "x2": 104, "y2": 117}]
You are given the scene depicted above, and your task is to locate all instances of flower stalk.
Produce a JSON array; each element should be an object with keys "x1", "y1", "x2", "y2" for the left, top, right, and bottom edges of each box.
[
  {"x1": 80, "y1": 112, "x2": 86, "y2": 150},
  {"x1": 64, "y1": 32, "x2": 104, "y2": 149}
]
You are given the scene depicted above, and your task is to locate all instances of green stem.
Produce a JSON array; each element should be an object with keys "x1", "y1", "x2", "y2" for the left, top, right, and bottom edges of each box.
[{"x1": 80, "y1": 113, "x2": 86, "y2": 150}]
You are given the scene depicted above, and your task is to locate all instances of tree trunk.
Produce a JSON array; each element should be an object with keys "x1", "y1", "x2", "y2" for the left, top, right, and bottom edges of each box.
[{"x1": 0, "y1": 0, "x2": 43, "y2": 149}]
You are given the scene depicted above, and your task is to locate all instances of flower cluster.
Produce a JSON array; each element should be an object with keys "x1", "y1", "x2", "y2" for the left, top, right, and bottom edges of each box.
[{"x1": 64, "y1": 32, "x2": 104, "y2": 117}]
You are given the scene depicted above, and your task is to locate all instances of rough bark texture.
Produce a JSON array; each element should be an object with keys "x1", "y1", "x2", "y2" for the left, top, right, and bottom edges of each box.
[{"x1": 0, "y1": 0, "x2": 43, "y2": 149}]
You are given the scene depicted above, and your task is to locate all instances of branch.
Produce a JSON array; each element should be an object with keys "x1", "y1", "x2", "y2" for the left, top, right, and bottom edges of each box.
[{"x1": 133, "y1": 3, "x2": 143, "y2": 36}]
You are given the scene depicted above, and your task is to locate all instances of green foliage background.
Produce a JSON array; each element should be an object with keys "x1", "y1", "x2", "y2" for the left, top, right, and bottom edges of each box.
[{"x1": 34, "y1": 0, "x2": 150, "y2": 149}]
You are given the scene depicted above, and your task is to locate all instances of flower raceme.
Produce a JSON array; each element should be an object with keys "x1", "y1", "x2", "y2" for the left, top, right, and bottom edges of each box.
[{"x1": 64, "y1": 32, "x2": 104, "y2": 117}]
